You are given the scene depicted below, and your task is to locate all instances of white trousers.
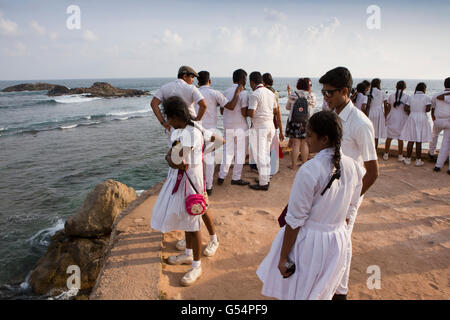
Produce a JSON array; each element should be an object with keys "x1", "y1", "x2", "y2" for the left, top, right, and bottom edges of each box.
[
  {"x1": 203, "y1": 125, "x2": 218, "y2": 190},
  {"x1": 429, "y1": 118, "x2": 450, "y2": 155},
  {"x1": 335, "y1": 195, "x2": 364, "y2": 295},
  {"x1": 219, "y1": 128, "x2": 247, "y2": 181},
  {"x1": 249, "y1": 126, "x2": 276, "y2": 186},
  {"x1": 436, "y1": 126, "x2": 450, "y2": 169}
]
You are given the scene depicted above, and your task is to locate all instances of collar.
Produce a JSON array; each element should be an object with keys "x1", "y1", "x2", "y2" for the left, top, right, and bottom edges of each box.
[
  {"x1": 255, "y1": 84, "x2": 264, "y2": 90},
  {"x1": 200, "y1": 85, "x2": 210, "y2": 88},
  {"x1": 315, "y1": 147, "x2": 336, "y2": 158},
  {"x1": 337, "y1": 100, "x2": 354, "y2": 122},
  {"x1": 415, "y1": 91, "x2": 425, "y2": 94}
]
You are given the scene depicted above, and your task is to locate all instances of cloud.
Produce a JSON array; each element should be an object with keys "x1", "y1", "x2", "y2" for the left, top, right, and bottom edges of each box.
[
  {"x1": 30, "y1": 20, "x2": 46, "y2": 36},
  {"x1": 161, "y1": 29, "x2": 182, "y2": 46},
  {"x1": 0, "y1": 11, "x2": 19, "y2": 36},
  {"x1": 82, "y1": 30, "x2": 97, "y2": 42},
  {"x1": 264, "y1": 8, "x2": 287, "y2": 22},
  {"x1": 4, "y1": 42, "x2": 27, "y2": 56}
]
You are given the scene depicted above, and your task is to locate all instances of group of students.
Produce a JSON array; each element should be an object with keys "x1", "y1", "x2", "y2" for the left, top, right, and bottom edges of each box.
[
  {"x1": 349, "y1": 78, "x2": 450, "y2": 171},
  {"x1": 148, "y1": 65, "x2": 447, "y2": 299}
]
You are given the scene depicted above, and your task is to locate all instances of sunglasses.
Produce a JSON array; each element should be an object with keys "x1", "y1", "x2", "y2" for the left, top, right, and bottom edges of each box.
[{"x1": 321, "y1": 88, "x2": 342, "y2": 98}]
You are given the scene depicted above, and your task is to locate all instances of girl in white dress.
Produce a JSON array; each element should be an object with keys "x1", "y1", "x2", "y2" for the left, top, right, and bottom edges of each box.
[
  {"x1": 257, "y1": 111, "x2": 364, "y2": 300},
  {"x1": 384, "y1": 81, "x2": 409, "y2": 161},
  {"x1": 150, "y1": 96, "x2": 206, "y2": 286},
  {"x1": 353, "y1": 82, "x2": 368, "y2": 113},
  {"x1": 367, "y1": 78, "x2": 388, "y2": 149},
  {"x1": 400, "y1": 82, "x2": 432, "y2": 166}
]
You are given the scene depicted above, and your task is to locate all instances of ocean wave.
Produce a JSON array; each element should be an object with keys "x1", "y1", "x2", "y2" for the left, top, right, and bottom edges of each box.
[
  {"x1": 53, "y1": 95, "x2": 102, "y2": 104},
  {"x1": 0, "y1": 127, "x2": 5, "y2": 131},
  {"x1": 59, "y1": 121, "x2": 101, "y2": 130},
  {"x1": 108, "y1": 109, "x2": 149, "y2": 116},
  {"x1": 59, "y1": 124, "x2": 78, "y2": 130},
  {"x1": 27, "y1": 218, "x2": 64, "y2": 247}
]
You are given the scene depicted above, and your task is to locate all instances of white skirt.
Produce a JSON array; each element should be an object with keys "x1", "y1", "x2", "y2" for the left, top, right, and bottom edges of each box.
[
  {"x1": 400, "y1": 112, "x2": 432, "y2": 143},
  {"x1": 386, "y1": 107, "x2": 408, "y2": 139},
  {"x1": 150, "y1": 168, "x2": 202, "y2": 233},
  {"x1": 256, "y1": 221, "x2": 349, "y2": 300},
  {"x1": 369, "y1": 106, "x2": 387, "y2": 139}
]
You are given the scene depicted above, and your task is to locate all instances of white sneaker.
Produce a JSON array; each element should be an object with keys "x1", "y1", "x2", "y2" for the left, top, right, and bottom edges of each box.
[
  {"x1": 415, "y1": 159, "x2": 424, "y2": 167},
  {"x1": 203, "y1": 239, "x2": 219, "y2": 257},
  {"x1": 180, "y1": 267, "x2": 202, "y2": 286},
  {"x1": 167, "y1": 254, "x2": 193, "y2": 265},
  {"x1": 398, "y1": 155, "x2": 405, "y2": 162},
  {"x1": 403, "y1": 158, "x2": 411, "y2": 165},
  {"x1": 175, "y1": 239, "x2": 186, "y2": 251},
  {"x1": 383, "y1": 153, "x2": 389, "y2": 161}
]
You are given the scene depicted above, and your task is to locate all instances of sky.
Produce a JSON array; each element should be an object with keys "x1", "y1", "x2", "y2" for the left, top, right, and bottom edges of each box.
[{"x1": 0, "y1": 0, "x2": 449, "y2": 80}]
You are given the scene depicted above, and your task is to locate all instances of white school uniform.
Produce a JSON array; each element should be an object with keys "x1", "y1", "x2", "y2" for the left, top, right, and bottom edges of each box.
[
  {"x1": 368, "y1": 87, "x2": 387, "y2": 139},
  {"x1": 335, "y1": 100, "x2": 377, "y2": 295},
  {"x1": 219, "y1": 84, "x2": 249, "y2": 181},
  {"x1": 430, "y1": 91, "x2": 450, "y2": 168},
  {"x1": 354, "y1": 92, "x2": 368, "y2": 111},
  {"x1": 429, "y1": 89, "x2": 450, "y2": 155},
  {"x1": 400, "y1": 91, "x2": 432, "y2": 143},
  {"x1": 248, "y1": 85, "x2": 277, "y2": 186},
  {"x1": 257, "y1": 148, "x2": 364, "y2": 300},
  {"x1": 196, "y1": 85, "x2": 228, "y2": 190},
  {"x1": 150, "y1": 125, "x2": 205, "y2": 233},
  {"x1": 386, "y1": 91, "x2": 409, "y2": 139},
  {"x1": 154, "y1": 79, "x2": 204, "y2": 118}
]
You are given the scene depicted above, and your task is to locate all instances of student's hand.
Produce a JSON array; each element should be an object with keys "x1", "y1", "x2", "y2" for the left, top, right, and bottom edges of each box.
[
  {"x1": 210, "y1": 135, "x2": 216, "y2": 142},
  {"x1": 279, "y1": 132, "x2": 285, "y2": 142},
  {"x1": 235, "y1": 84, "x2": 245, "y2": 95},
  {"x1": 162, "y1": 121, "x2": 171, "y2": 131},
  {"x1": 278, "y1": 259, "x2": 290, "y2": 277},
  {"x1": 287, "y1": 84, "x2": 291, "y2": 95}
]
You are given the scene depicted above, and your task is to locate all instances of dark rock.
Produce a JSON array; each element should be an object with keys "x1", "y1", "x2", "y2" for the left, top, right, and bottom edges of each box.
[
  {"x1": 2, "y1": 83, "x2": 58, "y2": 92},
  {"x1": 47, "y1": 85, "x2": 71, "y2": 96}
]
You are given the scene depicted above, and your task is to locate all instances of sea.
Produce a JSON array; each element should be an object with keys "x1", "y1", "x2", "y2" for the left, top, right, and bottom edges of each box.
[{"x1": 0, "y1": 77, "x2": 445, "y2": 299}]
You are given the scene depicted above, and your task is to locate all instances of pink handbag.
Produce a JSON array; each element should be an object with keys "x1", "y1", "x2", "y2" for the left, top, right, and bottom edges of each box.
[{"x1": 184, "y1": 152, "x2": 208, "y2": 216}]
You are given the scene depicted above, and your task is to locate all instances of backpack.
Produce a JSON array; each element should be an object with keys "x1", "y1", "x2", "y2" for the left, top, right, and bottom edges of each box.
[{"x1": 290, "y1": 91, "x2": 309, "y2": 123}]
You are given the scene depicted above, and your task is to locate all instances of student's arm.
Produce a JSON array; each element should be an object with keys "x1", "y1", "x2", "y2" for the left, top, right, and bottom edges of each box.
[
  {"x1": 195, "y1": 99, "x2": 207, "y2": 121},
  {"x1": 150, "y1": 97, "x2": 171, "y2": 130},
  {"x1": 220, "y1": 107, "x2": 224, "y2": 115},
  {"x1": 384, "y1": 101, "x2": 391, "y2": 118},
  {"x1": 247, "y1": 109, "x2": 255, "y2": 118},
  {"x1": 241, "y1": 107, "x2": 248, "y2": 118},
  {"x1": 361, "y1": 160, "x2": 379, "y2": 195},
  {"x1": 404, "y1": 104, "x2": 410, "y2": 115},
  {"x1": 223, "y1": 85, "x2": 244, "y2": 111},
  {"x1": 426, "y1": 104, "x2": 431, "y2": 113},
  {"x1": 437, "y1": 92, "x2": 450, "y2": 100},
  {"x1": 247, "y1": 93, "x2": 257, "y2": 118},
  {"x1": 276, "y1": 105, "x2": 284, "y2": 141},
  {"x1": 346, "y1": 163, "x2": 364, "y2": 227},
  {"x1": 361, "y1": 103, "x2": 367, "y2": 114},
  {"x1": 431, "y1": 108, "x2": 436, "y2": 121}
]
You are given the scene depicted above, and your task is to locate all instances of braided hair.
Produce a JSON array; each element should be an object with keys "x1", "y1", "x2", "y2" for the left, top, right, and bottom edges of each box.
[
  {"x1": 307, "y1": 111, "x2": 343, "y2": 195},
  {"x1": 394, "y1": 80, "x2": 406, "y2": 108},
  {"x1": 367, "y1": 78, "x2": 381, "y2": 113},
  {"x1": 162, "y1": 96, "x2": 195, "y2": 127}
]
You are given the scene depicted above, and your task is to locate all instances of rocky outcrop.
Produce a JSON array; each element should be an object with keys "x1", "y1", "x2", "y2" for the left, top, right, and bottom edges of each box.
[
  {"x1": 28, "y1": 180, "x2": 137, "y2": 297},
  {"x1": 2, "y1": 83, "x2": 58, "y2": 92},
  {"x1": 47, "y1": 82, "x2": 149, "y2": 98}
]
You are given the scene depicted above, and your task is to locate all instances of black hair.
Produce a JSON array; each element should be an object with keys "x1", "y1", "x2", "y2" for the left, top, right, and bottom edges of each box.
[
  {"x1": 445, "y1": 77, "x2": 450, "y2": 89},
  {"x1": 162, "y1": 96, "x2": 194, "y2": 126},
  {"x1": 198, "y1": 71, "x2": 210, "y2": 86},
  {"x1": 367, "y1": 78, "x2": 381, "y2": 108},
  {"x1": 394, "y1": 80, "x2": 406, "y2": 108},
  {"x1": 249, "y1": 71, "x2": 263, "y2": 85},
  {"x1": 232, "y1": 69, "x2": 247, "y2": 84},
  {"x1": 307, "y1": 111, "x2": 343, "y2": 195},
  {"x1": 415, "y1": 82, "x2": 427, "y2": 93},
  {"x1": 362, "y1": 80, "x2": 370, "y2": 89},
  {"x1": 319, "y1": 67, "x2": 353, "y2": 96},
  {"x1": 262, "y1": 73, "x2": 274, "y2": 86},
  {"x1": 356, "y1": 82, "x2": 366, "y2": 94}
]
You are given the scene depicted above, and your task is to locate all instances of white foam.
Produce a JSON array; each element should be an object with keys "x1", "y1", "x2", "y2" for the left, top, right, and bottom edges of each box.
[
  {"x1": 59, "y1": 124, "x2": 78, "y2": 130},
  {"x1": 27, "y1": 218, "x2": 64, "y2": 247},
  {"x1": 136, "y1": 190, "x2": 145, "y2": 196},
  {"x1": 115, "y1": 117, "x2": 129, "y2": 121},
  {"x1": 0, "y1": 127, "x2": 5, "y2": 131},
  {"x1": 53, "y1": 94, "x2": 102, "y2": 104},
  {"x1": 48, "y1": 288, "x2": 79, "y2": 300},
  {"x1": 84, "y1": 116, "x2": 91, "y2": 120},
  {"x1": 109, "y1": 109, "x2": 149, "y2": 116}
]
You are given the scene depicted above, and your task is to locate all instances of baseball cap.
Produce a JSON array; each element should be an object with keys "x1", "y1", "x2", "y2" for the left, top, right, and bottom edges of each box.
[{"x1": 178, "y1": 66, "x2": 199, "y2": 78}]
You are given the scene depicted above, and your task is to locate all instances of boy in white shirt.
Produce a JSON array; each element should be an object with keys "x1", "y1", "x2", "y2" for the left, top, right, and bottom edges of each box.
[
  {"x1": 218, "y1": 69, "x2": 249, "y2": 187},
  {"x1": 196, "y1": 71, "x2": 243, "y2": 194},
  {"x1": 247, "y1": 71, "x2": 278, "y2": 191},
  {"x1": 319, "y1": 67, "x2": 379, "y2": 300}
]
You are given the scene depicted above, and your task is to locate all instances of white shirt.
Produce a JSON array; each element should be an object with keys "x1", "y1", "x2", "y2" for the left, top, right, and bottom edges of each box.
[
  {"x1": 431, "y1": 89, "x2": 450, "y2": 119},
  {"x1": 195, "y1": 85, "x2": 228, "y2": 128},
  {"x1": 337, "y1": 101, "x2": 378, "y2": 170},
  {"x1": 354, "y1": 92, "x2": 368, "y2": 111},
  {"x1": 285, "y1": 148, "x2": 364, "y2": 230},
  {"x1": 387, "y1": 91, "x2": 409, "y2": 109},
  {"x1": 222, "y1": 84, "x2": 249, "y2": 129},
  {"x1": 369, "y1": 87, "x2": 387, "y2": 110},
  {"x1": 154, "y1": 79, "x2": 204, "y2": 118},
  {"x1": 407, "y1": 91, "x2": 431, "y2": 114},
  {"x1": 248, "y1": 85, "x2": 277, "y2": 128}
]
